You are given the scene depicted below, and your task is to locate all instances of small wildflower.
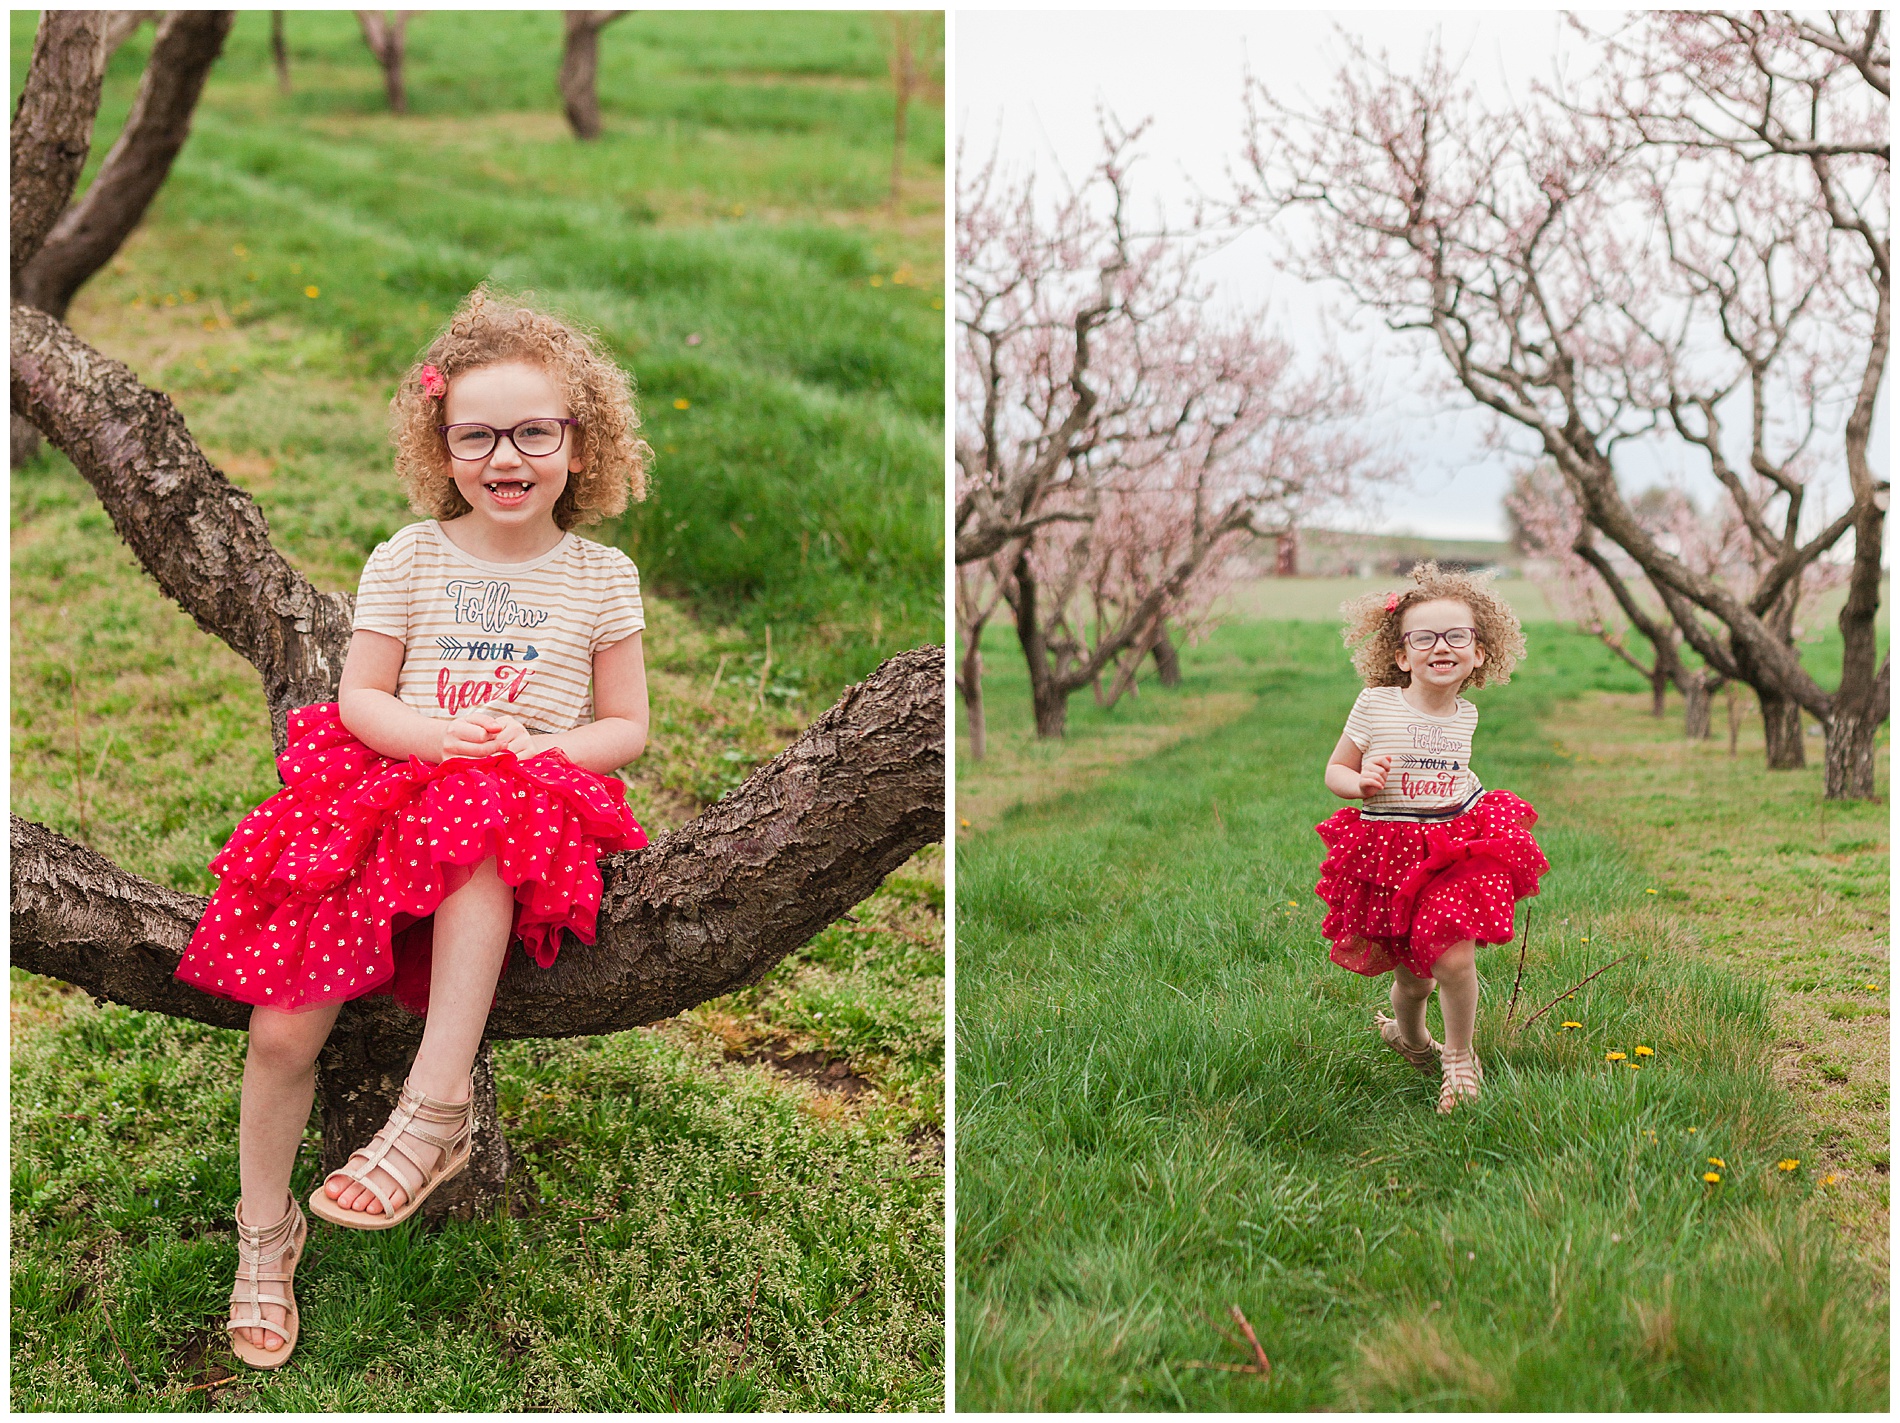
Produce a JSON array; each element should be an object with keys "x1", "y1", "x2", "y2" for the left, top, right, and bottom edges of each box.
[
  {"x1": 1822, "y1": 1173, "x2": 1839, "y2": 1185},
  {"x1": 1777, "y1": 1159, "x2": 1799, "y2": 1172},
  {"x1": 1865, "y1": 982, "x2": 1880, "y2": 991},
  {"x1": 1707, "y1": 1157, "x2": 1725, "y2": 1169},
  {"x1": 1634, "y1": 1045, "x2": 1654, "y2": 1058},
  {"x1": 303, "y1": 285, "x2": 320, "y2": 299},
  {"x1": 1287, "y1": 900, "x2": 1298, "y2": 907},
  {"x1": 674, "y1": 398, "x2": 691, "y2": 410},
  {"x1": 1645, "y1": 888, "x2": 1658, "y2": 894},
  {"x1": 870, "y1": 274, "x2": 885, "y2": 287},
  {"x1": 1561, "y1": 1021, "x2": 1582, "y2": 1030},
  {"x1": 1605, "y1": 1051, "x2": 1627, "y2": 1061},
  {"x1": 1687, "y1": 1127, "x2": 1697, "y2": 1133},
  {"x1": 958, "y1": 818, "x2": 970, "y2": 828},
  {"x1": 1703, "y1": 1171, "x2": 1721, "y2": 1184},
  {"x1": 1581, "y1": 936, "x2": 1591, "y2": 943}
]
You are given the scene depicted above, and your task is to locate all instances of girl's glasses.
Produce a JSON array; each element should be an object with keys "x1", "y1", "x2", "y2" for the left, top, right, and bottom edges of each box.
[
  {"x1": 438, "y1": 417, "x2": 577, "y2": 462},
  {"x1": 1402, "y1": 627, "x2": 1479, "y2": 651}
]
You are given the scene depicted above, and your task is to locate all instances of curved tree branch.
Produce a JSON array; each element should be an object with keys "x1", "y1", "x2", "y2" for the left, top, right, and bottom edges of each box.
[
  {"x1": 16, "y1": 10, "x2": 235, "y2": 321},
  {"x1": 9, "y1": 11, "x2": 110, "y2": 279},
  {"x1": 11, "y1": 300, "x2": 355, "y2": 752},
  {"x1": 11, "y1": 643, "x2": 944, "y2": 1040}
]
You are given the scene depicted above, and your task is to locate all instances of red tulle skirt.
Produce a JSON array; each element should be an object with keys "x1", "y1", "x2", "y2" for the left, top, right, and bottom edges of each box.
[
  {"x1": 1314, "y1": 789, "x2": 1548, "y2": 979},
  {"x1": 175, "y1": 702, "x2": 646, "y2": 1015}
]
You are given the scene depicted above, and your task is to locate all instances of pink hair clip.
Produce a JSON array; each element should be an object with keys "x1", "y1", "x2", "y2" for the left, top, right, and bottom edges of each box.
[
  {"x1": 1385, "y1": 593, "x2": 1400, "y2": 613},
  {"x1": 419, "y1": 364, "x2": 447, "y2": 400}
]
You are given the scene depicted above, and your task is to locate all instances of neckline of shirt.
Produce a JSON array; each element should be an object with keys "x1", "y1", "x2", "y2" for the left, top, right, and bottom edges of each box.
[
  {"x1": 1387, "y1": 685, "x2": 1468, "y2": 721},
  {"x1": 426, "y1": 519, "x2": 575, "y2": 575}
]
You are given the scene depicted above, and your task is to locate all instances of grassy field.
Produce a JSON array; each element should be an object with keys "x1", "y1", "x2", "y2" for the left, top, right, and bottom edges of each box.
[
  {"x1": 954, "y1": 616, "x2": 1886, "y2": 1410},
  {"x1": 11, "y1": 11, "x2": 942, "y2": 1411}
]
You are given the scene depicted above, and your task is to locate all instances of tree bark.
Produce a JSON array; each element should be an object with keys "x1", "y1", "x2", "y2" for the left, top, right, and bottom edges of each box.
[
  {"x1": 1758, "y1": 691, "x2": 1806, "y2": 770},
  {"x1": 1683, "y1": 676, "x2": 1716, "y2": 741},
  {"x1": 355, "y1": 11, "x2": 411, "y2": 115},
  {"x1": 10, "y1": 11, "x2": 111, "y2": 281},
  {"x1": 12, "y1": 301, "x2": 355, "y2": 752},
  {"x1": 560, "y1": 11, "x2": 624, "y2": 141},
  {"x1": 16, "y1": 11, "x2": 236, "y2": 323},
  {"x1": 1150, "y1": 622, "x2": 1182, "y2": 687},
  {"x1": 271, "y1": 12, "x2": 291, "y2": 94},
  {"x1": 957, "y1": 627, "x2": 986, "y2": 761}
]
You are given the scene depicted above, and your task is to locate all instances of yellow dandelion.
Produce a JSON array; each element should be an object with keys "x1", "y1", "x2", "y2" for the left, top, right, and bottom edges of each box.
[
  {"x1": 232, "y1": 242, "x2": 249, "y2": 258},
  {"x1": 303, "y1": 285, "x2": 320, "y2": 299},
  {"x1": 870, "y1": 274, "x2": 884, "y2": 287},
  {"x1": 1865, "y1": 982, "x2": 1880, "y2": 991},
  {"x1": 1707, "y1": 1157, "x2": 1725, "y2": 1169},
  {"x1": 1560, "y1": 1021, "x2": 1582, "y2": 1030},
  {"x1": 1822, "y1": 1173, "x2": 1839, "y2": 1185},
  {"x1": 1634, "y1": 1045, "x2": 1654, "y2": 1057},
  {"x1": 673, "y1": 398, "x2": 691, "y2": 410},
  {"x1": 1645, "y1": 888, "x2": 1658, "y2": 894},
  {"x1": 1287, "y1": 900, "x2": 1298, "y2": 907},
  {"x1": 1702, "y1": 1171, "x2": 1721, "y2": 1184},
  {"x1": 1581, "y1": 936, "x2": 1591, "y2": 943},
  {"x1": 1776, "y1": 1159, "x2": 1799, "y2": 1172},
  {"x1": 1605, "y1": 1051, "x2": 1627, "y2": 1062},
  {"x1": 958, "y1": 818, "x2": 970, "y2": 828},
  {"x1": 1687, "y1": 1127, "x2": 1697, "y2": 1134}
]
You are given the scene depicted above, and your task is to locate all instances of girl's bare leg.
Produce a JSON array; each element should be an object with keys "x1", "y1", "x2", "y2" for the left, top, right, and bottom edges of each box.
[
  {"x1": 1389, "y1": 963, "x2": 1435, "y2": 1050},
  {"x1": 1431, "y1": 941, "x2": 1479, "y2": 1053},
  {"x1": 326, "y1": 856, "x2": 513, "y2": 1215},
  {"x1": 237, "y1": 1001, "x2": 341, "y2": 1347}
]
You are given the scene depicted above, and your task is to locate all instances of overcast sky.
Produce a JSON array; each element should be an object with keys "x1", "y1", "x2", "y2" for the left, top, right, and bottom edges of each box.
[{"x1": 955, "y1": 10, "x2": 1886, "y2": 544}]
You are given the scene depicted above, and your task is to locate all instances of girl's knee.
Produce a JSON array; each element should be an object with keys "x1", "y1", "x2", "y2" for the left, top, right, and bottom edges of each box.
[
  {"x1": 247, "y1": 1007, "x2": 329, "y2": 1070},
  {"x1": 1391, "y1": 967, "x2": 1433, "y2": 1000}
]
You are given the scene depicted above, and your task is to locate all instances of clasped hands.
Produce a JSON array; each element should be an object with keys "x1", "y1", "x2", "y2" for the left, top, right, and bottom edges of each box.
[{"x1": 439, "y1": 707, "x2": 536, "y2": 762}]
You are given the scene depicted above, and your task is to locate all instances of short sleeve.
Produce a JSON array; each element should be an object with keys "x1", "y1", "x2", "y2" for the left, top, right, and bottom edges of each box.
[
  {"x1": 353, "y1": 532, "x2": 414, "y2": 643},
  {"x1": 591, "y1": 547, "x2": 646, "y2": 654},
  {"x1": 1341, "y1": 688, "x2": 1376, "y2": 751}
]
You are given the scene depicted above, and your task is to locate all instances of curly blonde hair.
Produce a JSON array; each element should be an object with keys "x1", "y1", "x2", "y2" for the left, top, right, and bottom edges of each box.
[
  {"x1": 1340, "y1": 561, "x2": 1526, "y2": 691},
  {"x1": 390, "y1": 285, "x2": 649, "y2": 530}
]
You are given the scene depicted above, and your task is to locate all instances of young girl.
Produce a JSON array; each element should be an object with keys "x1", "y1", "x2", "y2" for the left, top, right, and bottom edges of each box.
[
  {"x1": 1315, "y1": 563, "x2": 1549, "y2": 1114},
  {"x1": 174, "y1": 287, "x2": 653, "y2": 1368}
]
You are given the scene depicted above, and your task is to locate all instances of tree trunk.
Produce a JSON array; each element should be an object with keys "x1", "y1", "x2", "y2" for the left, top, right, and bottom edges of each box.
[
  {"x1": 958, "y1": 626, "x2": 986, "y2": 761},
  {"x1": 1822, "y1": 699, "x2": 1885, "y2": 803},
  {"x1": 271, "y1": 11, "x2": 291, "y2": 94},
  {"x1": 16, "y1": 11, "x2": 236, "y2": 322},
  {"x1": 1151, "y1": 622, "x2": 1182, "y2": 687},
  {"x1": 561, "y1": 11, "x2": 624, "y2": 141},
  {"x1": 1759, "y1": 691, "x2": 1806, "y2": 770},
  {"x1": 355, "y1": 11, "x2": 410, "y2": 115},
  {"x1": 1682, "y1": 677, "x2": 1715, "y2": 740},
  {"x1": 1649, "y1": 665, "x2": 1668, "y2": 717}
]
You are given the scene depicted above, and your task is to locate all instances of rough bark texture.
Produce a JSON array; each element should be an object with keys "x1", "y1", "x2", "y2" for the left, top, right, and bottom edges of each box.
[
  {"x1": 957, "y1": 632, "x2": 986, "y2": 762},
  {"x1": 560, "y1": 11, "x2": 623, "y2": 141},
  {"x1": 12, "y1": 301, "x2": 355, "y2": 752},
  {"x1": 1759, "y1": 691, "x2": 1807, "y2": 771},
  {"x1": 16, "y1": 11, "x2": 234, "y2": 323},
  {"x1": 271, "y1": 11, "x2": 290, "y2": 94},
  {"x1": 355, "y1": 11, "x2": 410, "y2": 115},
  {"x1": 9, "y1": 12, "x2": 110, "y2": 280},
  {"x1": 1150, "y1": 623, "x2": 1182, "y2": 687},
  {"x1": 1683, "y1": 679, "x2": 1716, "y2": 742}
]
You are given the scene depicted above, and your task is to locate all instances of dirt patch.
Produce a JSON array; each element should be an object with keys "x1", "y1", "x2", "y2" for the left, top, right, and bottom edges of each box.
[{"x1": 729, "y1": 1046, "x2": 874, "y2": 1099}]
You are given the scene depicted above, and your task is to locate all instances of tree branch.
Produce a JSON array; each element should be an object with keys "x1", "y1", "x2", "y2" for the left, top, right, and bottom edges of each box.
[{"x1": 9, "y1": 11, "x2": 110, "y2": 278}]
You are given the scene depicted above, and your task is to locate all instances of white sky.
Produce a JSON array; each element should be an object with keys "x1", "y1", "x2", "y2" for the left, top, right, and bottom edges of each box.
[{"x1": 955, "y1": 9, "x2": 1888, "y2": 544}]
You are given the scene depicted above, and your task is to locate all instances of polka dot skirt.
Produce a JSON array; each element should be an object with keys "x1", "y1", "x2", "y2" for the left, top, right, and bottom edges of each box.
[
  {"x1": 1313, "y1": 790, "x2": 1549, "y2": 979},
  {"x1": 175, "y1": 702, "x2": 646, "y2": 1015}
]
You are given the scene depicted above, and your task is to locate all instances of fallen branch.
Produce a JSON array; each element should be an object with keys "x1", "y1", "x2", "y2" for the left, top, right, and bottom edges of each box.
[
  {"x1": 1503, "y1": 909, "x2": 1533, "y2": 1027},
  {"x1": 1517, "y1": 955, "x2": 1633, "y2": 1033}
]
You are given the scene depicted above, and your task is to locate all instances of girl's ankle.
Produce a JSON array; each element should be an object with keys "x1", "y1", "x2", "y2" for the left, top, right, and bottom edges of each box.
[{"x1": 237, "y1": 1192, "x2": 293, "y2": 1230}]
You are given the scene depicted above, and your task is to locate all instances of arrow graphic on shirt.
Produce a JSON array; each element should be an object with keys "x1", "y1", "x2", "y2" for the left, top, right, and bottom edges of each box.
[{"x1": 435, "y1": 636, "x2": 540, "y2": 662}]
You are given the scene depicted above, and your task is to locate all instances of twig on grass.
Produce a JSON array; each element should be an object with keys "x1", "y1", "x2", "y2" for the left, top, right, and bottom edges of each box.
[
  {"x1": 704, "y1": 652, "x2": 729, "y2": 707},
  {"x1": 98, "y1": 1296, "x2": 139, "y2": 1392},
  {"x1": 1517, "y1": 955, "x2": 1632, "y2": 1032},
  {"x1": 819, "y1": 1281, "x2": 872, "y2": 1327},
  {"x1": 1211, "y1": 797, "x2": 1225, "y2": 832},
  {"x1": 754, "y1": 626, "x2": 774, "y2": 709},
  {"x1": 728, "y1": 1260, "x2": 767, "y2": 1374},
  {"x1": 1504, "y1": 909, "x2": 1533, "y2": 1027},
  {"x1": 1229, "y1": 1304, "x2": 1272, "y2": 1376}
]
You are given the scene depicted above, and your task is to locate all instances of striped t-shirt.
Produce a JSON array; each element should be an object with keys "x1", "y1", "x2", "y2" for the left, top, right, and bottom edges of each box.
[
  {"x1": 1341, "y1": 685, "x2": 1484, "y2": 821},
  {"x1": 352, "y1": 521, "x2": 645, "y2": 734}
]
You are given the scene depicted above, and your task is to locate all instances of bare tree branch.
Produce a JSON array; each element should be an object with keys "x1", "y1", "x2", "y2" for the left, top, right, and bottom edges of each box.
[{"x1": 9, "y1": 11, "x2": 110, "y2": 278}]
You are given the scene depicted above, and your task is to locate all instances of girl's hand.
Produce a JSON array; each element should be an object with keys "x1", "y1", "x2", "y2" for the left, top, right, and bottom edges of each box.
[
  {"x1": 1359, "y1": 754, "x2": 1393, "y2": 798},
  {"x1": 440, "y1": 710, "x2": 523, "y2": 760}
]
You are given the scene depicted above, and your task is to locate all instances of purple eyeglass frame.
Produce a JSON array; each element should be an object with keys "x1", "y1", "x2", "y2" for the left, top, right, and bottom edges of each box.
[{"x1": 437, "y1": 417, "x2": 578, "y2": 461}]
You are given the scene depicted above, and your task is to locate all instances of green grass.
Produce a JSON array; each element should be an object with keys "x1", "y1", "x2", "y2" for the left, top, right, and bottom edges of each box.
[
  {"x1": 12, "y1": 8, "x2": 944, "y2": 696},
  {"x1": 12, "y1": 11, "x2": 942, "y2": 1410},
  {"x1": 954, "y1": 619, "x2": 1886, "y2": 1410}
]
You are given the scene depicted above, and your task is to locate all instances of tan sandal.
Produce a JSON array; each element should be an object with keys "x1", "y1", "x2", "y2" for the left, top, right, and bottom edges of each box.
[
  {"x1": 1374, "y1": 1011, "x2": 1441, "y2": 1075},
  {"x1": 1437, "y1": 1046, "x2": 1485, "y2": 1114},
  {"x1": 228, "y1": 1193, "x2": 305, "y2": 1369},
  {"x1": 308, "y1": 1078, "x2": 472, "y2": 1230}
]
